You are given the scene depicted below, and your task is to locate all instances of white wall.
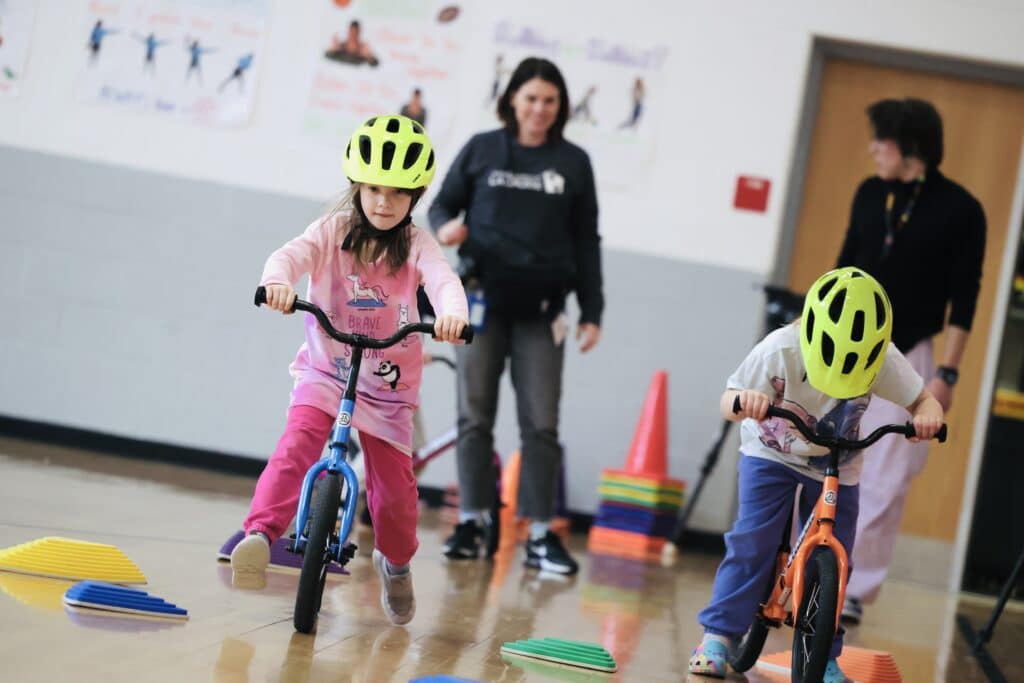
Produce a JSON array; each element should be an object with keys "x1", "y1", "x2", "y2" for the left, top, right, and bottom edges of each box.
[{"x1": 4, "y1": 1, "x2": 1023, "y2": 275}]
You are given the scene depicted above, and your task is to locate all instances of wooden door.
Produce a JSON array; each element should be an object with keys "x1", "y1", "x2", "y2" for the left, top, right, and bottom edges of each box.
[{"x1": 786, "y1": 58, "x2": 1024, "y2": 541}]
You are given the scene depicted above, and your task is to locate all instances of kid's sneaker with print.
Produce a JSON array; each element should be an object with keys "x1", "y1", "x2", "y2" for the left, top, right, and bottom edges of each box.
[
  {"x1": 688, "y1": 639, "x2": 728, "y2": 678},
  {"x1": 823, "y1": 658, "x2": 854, "y2": 682}
]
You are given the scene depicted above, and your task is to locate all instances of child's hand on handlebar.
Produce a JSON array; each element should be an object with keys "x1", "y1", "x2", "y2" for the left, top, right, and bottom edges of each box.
[
  {"x1": 734, "y1": 389, "x2": 771, "y2": 421},
  {"x1": 434, "y1": 315, "x2": 468, "y2": 344},
  {"x1": 909, "y1": 389, "x2": 945, "y2": 442},
  {"x1": 264, "y1": 284, "x2": 297, "y2": 314}
]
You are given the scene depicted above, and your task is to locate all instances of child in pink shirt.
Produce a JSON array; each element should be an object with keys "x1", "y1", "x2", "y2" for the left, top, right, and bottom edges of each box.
[{"x1": 231, "y1": 115, "x2": 469, "y2": 626}]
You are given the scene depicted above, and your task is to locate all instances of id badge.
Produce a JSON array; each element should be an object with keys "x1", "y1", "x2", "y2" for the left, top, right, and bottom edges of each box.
[{"x1": 468, "y1": 288, "x2": 487, "y2": 331}]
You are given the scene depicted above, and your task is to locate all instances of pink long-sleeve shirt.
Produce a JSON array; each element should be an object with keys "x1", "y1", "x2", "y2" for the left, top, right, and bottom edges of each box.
[{"x1": 260, "y1": 212, "x2": 468, "y2": 454}]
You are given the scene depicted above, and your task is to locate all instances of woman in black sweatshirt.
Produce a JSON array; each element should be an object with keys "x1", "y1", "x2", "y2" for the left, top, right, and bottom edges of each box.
[{"x1": 428, "y1": 57, "x2": 603, "y2": 575}]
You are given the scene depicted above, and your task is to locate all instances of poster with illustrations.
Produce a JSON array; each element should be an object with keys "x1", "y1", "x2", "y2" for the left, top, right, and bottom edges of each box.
[
  {"x1": 485, "y1": 20, "x2": 669, "y2": 190},
  {"x1": 0, "y1": 0, "x2": 36, "y2": 98},
  {"x1": 303, "y1": 1, "x2": 469, "y2": 153},
  {"x1": 77, "y1": 0, "x2": 268, "y2": 126}
]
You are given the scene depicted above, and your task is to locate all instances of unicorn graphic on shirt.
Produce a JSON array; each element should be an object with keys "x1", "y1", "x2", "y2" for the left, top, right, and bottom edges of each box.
[
  {"x1": 346, "y1": 274, "x2": 388, "y2": 308},
  {"x1": 758, "y1": 376, "x2": 816, "y2": 454}
]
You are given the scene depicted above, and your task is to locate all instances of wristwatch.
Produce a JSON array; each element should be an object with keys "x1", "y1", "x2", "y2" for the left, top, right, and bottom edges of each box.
[{"x1": 935, "y1": 365, "x2": 959, "y2": 386}]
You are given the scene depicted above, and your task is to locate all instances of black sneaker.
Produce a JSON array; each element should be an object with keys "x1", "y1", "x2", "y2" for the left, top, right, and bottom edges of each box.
[
  {"x1": 442, "y1": 520, "x2": 483, "y2": 559},
  {"x1": 524, "y1": 531, "x2": 579, "y2": 575},
  {"x1": 840, "y1": 596, "x2": 863, "y2": 625}
]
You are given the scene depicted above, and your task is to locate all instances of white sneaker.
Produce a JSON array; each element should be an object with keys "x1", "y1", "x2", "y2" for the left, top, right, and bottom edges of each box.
[
  {"x1": 230, "y1": 532, "x2": 270, "y2": 589},
  {"x1": 372, "y1": 549, "x2": 415, "y2": 625}
]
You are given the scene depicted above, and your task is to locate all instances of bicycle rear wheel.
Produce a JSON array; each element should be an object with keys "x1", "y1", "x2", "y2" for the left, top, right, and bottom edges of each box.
[
  {"x1": 729, "y1": 567, "x2": 780, "y2": 672},
  {"x1": 791, "y1": 548, "x2": 839, "y2": 683},
  {"x1": 294, "y1": 475, "x2": 340, "y2": 634}
]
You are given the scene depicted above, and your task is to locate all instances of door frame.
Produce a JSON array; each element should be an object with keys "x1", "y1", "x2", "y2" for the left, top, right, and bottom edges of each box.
[{"x1": 771, "y1": 36, "x2": 1024, "y2": 598}]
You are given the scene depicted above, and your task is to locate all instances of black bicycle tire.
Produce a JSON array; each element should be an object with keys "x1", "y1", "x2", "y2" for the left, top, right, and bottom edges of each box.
[
  {"x1": 729, "y1": 566, "x2": 779, "y2": 672},
  {"x1": 791, "y1": 548, "x2": 839, "y2": 683},
  {"x1": 294, "y1": 475, "x2": 340, "y2": 633},
  {"x1": 729, "y1": 615, "x2": 772, "y2": 672}
]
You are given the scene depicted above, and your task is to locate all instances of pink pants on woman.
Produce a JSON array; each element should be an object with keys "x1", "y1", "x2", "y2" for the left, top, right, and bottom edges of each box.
[{"x1": 243, "y1": 404, "x2": 420, "y2": 566}]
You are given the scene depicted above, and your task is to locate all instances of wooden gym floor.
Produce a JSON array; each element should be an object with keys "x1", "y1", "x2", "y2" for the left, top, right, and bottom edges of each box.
[{"x1": 0, "y1": 436, "x2": 1020, "y2": 682}]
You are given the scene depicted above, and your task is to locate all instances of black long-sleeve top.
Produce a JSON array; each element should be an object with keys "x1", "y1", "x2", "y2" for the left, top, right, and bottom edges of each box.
[
  {"x1": 428, "y1": 129, "x2": 604, "y2": 325},
  {"x1": 837, "y1": 170, "x2": 986, "y2": 352}
]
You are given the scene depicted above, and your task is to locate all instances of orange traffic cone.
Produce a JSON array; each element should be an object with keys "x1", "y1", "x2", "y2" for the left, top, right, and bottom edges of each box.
[{"x1": 623, "y1": 371, "x2": 668, "y2": 477}]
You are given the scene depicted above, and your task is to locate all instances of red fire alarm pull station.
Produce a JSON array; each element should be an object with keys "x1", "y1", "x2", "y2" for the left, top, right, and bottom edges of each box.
[{"x1": 734, "y1": 175, "x2": 771, "y2": 213}]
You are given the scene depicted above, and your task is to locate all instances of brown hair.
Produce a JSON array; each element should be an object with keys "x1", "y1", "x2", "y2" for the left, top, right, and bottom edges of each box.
[{"x1": 328, "y1": 183, "x2": 421, "y2": 274}]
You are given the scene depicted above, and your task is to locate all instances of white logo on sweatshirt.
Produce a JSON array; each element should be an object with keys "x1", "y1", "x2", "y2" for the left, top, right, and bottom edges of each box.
[{"x1": 488, "y1": 169, "x2": 565, "y2": 195}]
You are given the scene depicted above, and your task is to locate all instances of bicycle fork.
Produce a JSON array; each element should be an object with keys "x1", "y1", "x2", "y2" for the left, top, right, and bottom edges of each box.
[
  {"x1": 291, "y1": 349, "x2": 364, "y2": 565},
  {"x1": 762, "y1": 473, "x2": 850, "y2": 632}
]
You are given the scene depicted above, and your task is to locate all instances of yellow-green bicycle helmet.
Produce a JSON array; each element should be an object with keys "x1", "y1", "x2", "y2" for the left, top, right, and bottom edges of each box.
[
  {"x1": 342, "y1": 114, "x2": 435, "y2": 189},
  {"x1": 799, "y1": 267, "x2": 893, "y2": 399}
]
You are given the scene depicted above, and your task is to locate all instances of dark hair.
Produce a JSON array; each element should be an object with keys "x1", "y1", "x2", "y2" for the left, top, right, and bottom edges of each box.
[
  {"x1": 867, "y1": 98, "x2": 944, "y2": 168},
  {"x1": 332, "y1": 183, "x2": 423, "y2": 274},
  {"x1": 496, "y1": 57, "x2": 570, "y2": 142}
]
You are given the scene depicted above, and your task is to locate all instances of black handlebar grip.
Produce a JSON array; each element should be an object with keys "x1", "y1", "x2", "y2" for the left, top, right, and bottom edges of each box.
[
  {"x1": 936, "y1": 424, "x2": 948, "y2": 443},
  {"x1": 732, "y1": 395, "x2": 742, "y2": 414},
  {"x1": 460, "y1": 327, "x2": 475, "y2": 344},
  {"x1": 254, "y1": 286, "x2": 267, "y2": 307},
  {"x1": 905, "y1": 421, "x2": 948, "y2": 443}
]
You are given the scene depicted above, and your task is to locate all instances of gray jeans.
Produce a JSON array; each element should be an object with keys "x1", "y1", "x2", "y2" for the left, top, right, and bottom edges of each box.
[{"x1": 455, "y1": 311, "x2": 564, "y2": 520}]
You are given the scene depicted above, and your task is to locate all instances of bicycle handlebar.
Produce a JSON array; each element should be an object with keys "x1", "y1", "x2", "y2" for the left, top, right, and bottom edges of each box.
[
  {"x1": 254, "y1": 286, "x2": 474, "y2": 347},
  {"x1": 731, "y1": 395, "x2": 947, "y2": 449}
]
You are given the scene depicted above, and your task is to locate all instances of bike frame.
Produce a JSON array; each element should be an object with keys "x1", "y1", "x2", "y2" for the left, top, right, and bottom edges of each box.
[
  {"x1": 291, "y1": 348, "x2": 363, "y2": 561},
  {"x1": 760, "y1": 448, "x2": 849, "y2": 634},
  {"x1": 735, "y1": 397, "x2": 946, "y2": 635},
  {"x1": 254, "y1": 286, "x2": 472, "y2": 565}
]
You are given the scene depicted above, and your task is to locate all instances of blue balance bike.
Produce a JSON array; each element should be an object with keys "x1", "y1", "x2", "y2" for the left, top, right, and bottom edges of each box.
[{"x1": 254, "y1": 286, "x2": 473, "y2": 633}]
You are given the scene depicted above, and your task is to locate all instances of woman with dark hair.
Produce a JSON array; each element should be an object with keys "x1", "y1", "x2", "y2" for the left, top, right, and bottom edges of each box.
[
  {"x1": 428, "y1": 56, "x2": 603, "y2": 575},
  {"x1": 835, "y1": 97, "x2": 986, "y2": 627}
]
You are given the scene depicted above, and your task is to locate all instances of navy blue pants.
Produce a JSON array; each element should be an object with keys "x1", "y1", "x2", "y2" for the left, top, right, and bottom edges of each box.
[{"x1": 698, "y1": 455, "x2": 859, "y2": 658}]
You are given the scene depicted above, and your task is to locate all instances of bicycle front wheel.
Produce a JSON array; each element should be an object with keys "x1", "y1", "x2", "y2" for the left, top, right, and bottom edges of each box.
[
  {"x1": 294, "y1": 475, "x2": 340, "y2": 634},
  {"x1": 791, "y1": 548, "x2": 839, "y2": 683}
]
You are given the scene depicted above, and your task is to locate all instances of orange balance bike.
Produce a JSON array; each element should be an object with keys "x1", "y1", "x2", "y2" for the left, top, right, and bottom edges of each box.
[{"x1": 726, "y1": 396, "x2": 946, "y2": 682}]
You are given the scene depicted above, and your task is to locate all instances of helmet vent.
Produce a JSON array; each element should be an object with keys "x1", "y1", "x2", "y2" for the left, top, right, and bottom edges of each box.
[
  {"x1": 381, "y1": 141, "x2": 396, "y2": 170},
  {"x1": 842, "y1": 352, "x2": 858, "y2": 374},
  {"x1": 874, "y1": 292, "x2": 887, "y2": 328},
  {"x1": 345, "y1": 141, "x2": 351, "y2": 159},
  {"x1": 359, "y1": 135, "x2": 372, "y2": 164},
  {"x1": 365, "y1": 117, "x2": 377, "y2": 127},
  {"x1": 821, "y1": 332, "x2": 835, "y2": 366},
  {"x1": 403, "y1": 142, "x2": 423, "y2": 169},
  {"x1": 412, "y1": 121, "x2": 424, "y2": 134},
  {"x1": 818, "y1": 276, "x2": 838, "y2": 301},
  {"x1": 805, "y1": 309, "x2": 815, "y2": 344},
  {"x1": 425, "y1": 149, "x2": 435, "y2": 171},
  {"x1": 828, "y1": 289, "x2": 846, "y2": 323},
  {"x1": 866, "y1": 340, "x2": 884, "y2": 369},
  {"x1": 386, "y1": 117, "x2": 401, "y2": 133},
  {"x1": 851, "y1": 310, "x2": 864, "y2": 342},
  {"x1": 850, "y1": 270, "x2": 864, "y2": 278}
]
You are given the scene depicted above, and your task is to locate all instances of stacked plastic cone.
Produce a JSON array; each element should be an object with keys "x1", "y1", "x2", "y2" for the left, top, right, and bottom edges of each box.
[{"x1": 588, "y1": 371, "x2": 685, "y2": 563}]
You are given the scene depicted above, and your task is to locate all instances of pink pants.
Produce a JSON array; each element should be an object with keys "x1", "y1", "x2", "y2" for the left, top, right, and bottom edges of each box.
[
  {"x1": 243, "y1": 404, "x2": 420, "y2": 566},
  {"x1": 846, "y1": 339, "x2": 933, "y2": 603}
]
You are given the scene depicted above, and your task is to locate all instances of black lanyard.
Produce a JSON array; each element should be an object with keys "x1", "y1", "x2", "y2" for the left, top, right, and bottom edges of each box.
[{"x1": 881, "y1": 176, "x2": 924, "y2": 260}]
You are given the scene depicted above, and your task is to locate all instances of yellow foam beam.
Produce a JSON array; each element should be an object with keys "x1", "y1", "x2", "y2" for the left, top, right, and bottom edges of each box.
[{"x1": 0, "y1": 537, "x2": 147, "y2": 585}]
